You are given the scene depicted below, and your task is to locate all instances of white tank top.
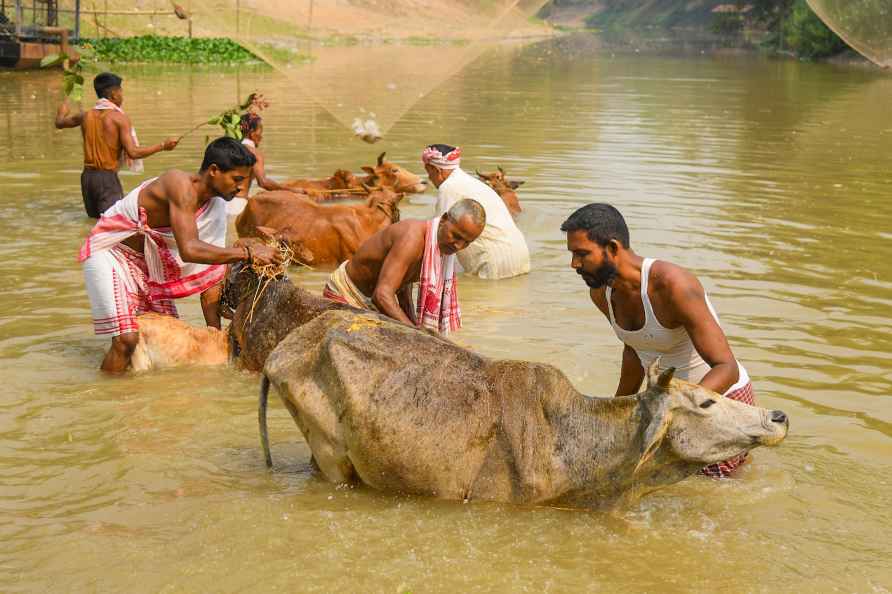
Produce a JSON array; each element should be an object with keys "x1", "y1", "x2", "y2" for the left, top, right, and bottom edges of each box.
[{"x1": 605, "y1": 258, "x2": 749, "y2": 395}]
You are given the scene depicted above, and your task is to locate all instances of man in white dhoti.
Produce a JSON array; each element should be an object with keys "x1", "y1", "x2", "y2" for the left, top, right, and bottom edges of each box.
[
  {"x1": 79, "y1": 137, "x2": 283, "y2": 373},
  {"x1": 423, "y1": 144, "x2": 530, "y2": 280}
]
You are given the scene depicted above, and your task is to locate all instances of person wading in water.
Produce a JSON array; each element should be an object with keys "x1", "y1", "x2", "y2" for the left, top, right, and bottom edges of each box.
[
  {"x1": 562, "y1": 203, "x2": 757, "y2": 478},
  {"x1": 78, "y1": 137, "x2": 283, "y2": 373},
  {"x1": 55, "y1": 72, "x2": 179, "y2": 218}
]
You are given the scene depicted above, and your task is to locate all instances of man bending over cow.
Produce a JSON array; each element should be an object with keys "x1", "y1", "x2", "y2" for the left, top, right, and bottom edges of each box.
[
  {"x1": 323, "y1": 199, "x2": 485, "y2": 334},
  {"x1": 424, "y1": 144, "x2": 530, "y2": 280},
  {"x1": 79, "y1": 137, "x2": 284, "y2": 373},
  {"x1": 562, "y1": 203, "x2": 756, "y2": 478}
]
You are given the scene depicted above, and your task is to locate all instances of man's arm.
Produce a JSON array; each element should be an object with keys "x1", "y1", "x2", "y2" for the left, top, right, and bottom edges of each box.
[
  {"x1": 615, "y1": 345, "x2": 645, "y2": 396},
  {"x1": 397, "y1": 285, "x2": 417, "y2": 325},
  {"x1": 55, "y1": 100, "x2": 83, "y2": 129},
  {"x1": 668, "y1": 272, "x2": 739, "y2": 394},
  {"x1": 116, "y1": 114, "x2": 178, "y2": 159},
  {"x1": 251, "y1": 150, "x2": 300, "y2": 193},
  {"x1": 200, "y1": 283, "x2": 223, "y2": 329},
  {"x1": 164, "y1": 176, "x2": 282, "y2": 266},
  {"x1": 372, "y1": 230, "x2": 424, "y2": 325}
]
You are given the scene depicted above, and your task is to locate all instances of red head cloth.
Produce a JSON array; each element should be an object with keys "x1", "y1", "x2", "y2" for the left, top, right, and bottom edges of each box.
[{"x1": 421, "y1": 145, "x2": 462, "y2": 171}]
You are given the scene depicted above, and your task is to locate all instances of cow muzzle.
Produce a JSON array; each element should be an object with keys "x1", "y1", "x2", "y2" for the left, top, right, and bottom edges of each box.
[{"x1": 757, "y1": 409, "x2": 789, "y2": 446}]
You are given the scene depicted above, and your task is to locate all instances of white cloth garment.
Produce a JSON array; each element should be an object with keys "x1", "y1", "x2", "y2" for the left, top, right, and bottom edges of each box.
[
  {"x1": 434, "y1": 168, "x2": 530, "y2": 280},
  {"x1": 93, "y1": 98, "x2": 144, "y2": 173}
]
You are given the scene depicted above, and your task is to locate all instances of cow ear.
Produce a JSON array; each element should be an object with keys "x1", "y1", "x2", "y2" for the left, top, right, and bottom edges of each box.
[
  {"x1": 361, "y1": 166, "x2": 375, "y2": 175},
  {"x1": 634, "y1": 392, "x2": 672, "y2": 474},
  {"x1": 509, "y1": 180, "x2": 525, "y2": 189}
]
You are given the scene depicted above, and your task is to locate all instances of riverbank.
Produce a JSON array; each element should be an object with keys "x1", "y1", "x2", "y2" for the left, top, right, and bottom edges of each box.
[{"x1": 539, "y1": 0, "x2": 857, "y2": 63}]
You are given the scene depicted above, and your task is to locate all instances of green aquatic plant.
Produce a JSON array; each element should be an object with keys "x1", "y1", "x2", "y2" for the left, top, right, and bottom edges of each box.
[
  {"x1": 77, "y1": 36, "x2": 257, "y2": 64},
  {"x1": 40, "y1": 44, "x2": 97, "y2": 102}
]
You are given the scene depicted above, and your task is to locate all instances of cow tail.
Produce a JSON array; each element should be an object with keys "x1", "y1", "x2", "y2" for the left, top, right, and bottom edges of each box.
[{"x1": 259, "y1": 374, "x2": 273, "y2": 468}]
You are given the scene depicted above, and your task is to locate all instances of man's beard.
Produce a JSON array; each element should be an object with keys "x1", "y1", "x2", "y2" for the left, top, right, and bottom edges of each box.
[{"x1": 578, "y1": 261, "x2": 617, "y2": 288}]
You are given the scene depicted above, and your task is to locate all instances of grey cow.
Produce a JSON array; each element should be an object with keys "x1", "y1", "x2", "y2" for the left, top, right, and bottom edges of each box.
[{"x1": 260, "y1": 309, "x2": 788, "y2": 509}]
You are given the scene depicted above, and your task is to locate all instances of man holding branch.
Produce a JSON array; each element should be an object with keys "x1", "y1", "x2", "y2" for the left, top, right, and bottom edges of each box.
[{"x1": 56, "y1": 72, "x2": 179, "y2": 218}]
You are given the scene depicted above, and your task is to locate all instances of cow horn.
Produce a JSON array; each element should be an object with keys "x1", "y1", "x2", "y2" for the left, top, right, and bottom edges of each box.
[
  {"x1": 377, "y1": 151, "x2": 386, "y2": 166},
  {"x1": 657, "y1": 367, "x2": 675, "y2": 389},
  {"x1": 497, "y1": 165, "x2": 506, "y2": 176}
]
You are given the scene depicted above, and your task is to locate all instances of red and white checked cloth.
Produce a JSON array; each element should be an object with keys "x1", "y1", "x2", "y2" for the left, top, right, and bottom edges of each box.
[
  {"x1": 700, "y1": 381, "x2": 757, "y2": 478},
  {"x1": 84, "y1": 243, "x2": 178, "y2": 336},
  {"x1": 421, "y1": 145, "x2": 462, "y2": 170},
  {"x1": 78, "y1": 177, "x2": 227, "y2": 301},
  {"x1": 415, "y1": 216, "x2": 461, "y2": 334}
]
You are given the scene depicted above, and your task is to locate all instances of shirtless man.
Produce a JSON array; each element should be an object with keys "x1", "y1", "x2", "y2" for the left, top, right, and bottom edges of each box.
[
  {"x1": 79, "y1": 137, "x2": 283, "y2": 372},
  {"x1": 55, "y1": 72, "x2": 179, "y2": 217},
  {"x1": 562, "y1": 203, "x2": 755, "y2": 477},
  {"x1": 237, "y1": 113, "x2": 301, "y2": 195},
  {"x1": 324, "y1": 199, "x2": 485, "y2": 333}
]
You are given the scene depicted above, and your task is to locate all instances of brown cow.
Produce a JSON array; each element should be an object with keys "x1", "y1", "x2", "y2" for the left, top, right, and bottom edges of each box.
[
  {"x1": 282, "y1": 169, "x2": 363, "y2": 199},
  {"x1": 129, "y1": 313, "x2": 230, "y2": 371},
  {"x1": 359, "y1": 152, "x2": 427, "y2": 194},
  {"x1": 281, "y1": 153, "x2": 426, "y2": 202},
  {"x1": 476, "y1": 166, "x2": 524, "y2": 218},
  {"x1": 235, "y1": 188, "x2": 403, "y2": 269},
  {"x1": 260, "y1": 309, "x2": 789, "y2": 508}
]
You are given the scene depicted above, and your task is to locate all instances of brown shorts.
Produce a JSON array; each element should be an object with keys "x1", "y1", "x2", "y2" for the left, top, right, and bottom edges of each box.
[{"x1": 81, "y1": 169, "x2": 124, "y2": 218}]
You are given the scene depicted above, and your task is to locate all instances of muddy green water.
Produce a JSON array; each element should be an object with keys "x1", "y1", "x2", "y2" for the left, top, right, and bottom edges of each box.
[{"x1": 1, "y1": 38, "x2": 891, "y2": 592}]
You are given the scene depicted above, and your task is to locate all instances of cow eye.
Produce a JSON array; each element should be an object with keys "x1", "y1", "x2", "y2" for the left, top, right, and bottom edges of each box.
[{"x1": 699, "y1": 399, "x2": 716, "y2": 409}]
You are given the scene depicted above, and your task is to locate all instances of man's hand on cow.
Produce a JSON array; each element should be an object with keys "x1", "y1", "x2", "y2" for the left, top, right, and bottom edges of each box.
[
  {"x1": 162, "y1": 138, "x2": 179, "y2": 151},
  {"x1": 250, "y1": 243, "x2": 285, "y2": 266}
]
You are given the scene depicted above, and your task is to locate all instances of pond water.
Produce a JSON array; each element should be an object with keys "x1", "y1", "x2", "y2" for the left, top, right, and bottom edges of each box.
[{"x1": 1, "y1": 35, "x2": 891, "y2": 592}]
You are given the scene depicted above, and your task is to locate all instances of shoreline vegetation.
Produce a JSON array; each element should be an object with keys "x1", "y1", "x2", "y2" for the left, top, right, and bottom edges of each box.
[
  {"x1": 71, "y1": 34, "x2": 481, "y2": 65},
  {"x1": 539, "y1": 0, "x2": 856, "y2": 62},
  {"x1": 65, "y1": 1, "x2": 865, "y2": 67}
]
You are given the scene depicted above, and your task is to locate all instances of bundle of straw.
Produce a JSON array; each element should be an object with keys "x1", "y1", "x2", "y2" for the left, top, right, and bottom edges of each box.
[{"x1": 244, "y1": 239, "x2": 294, "y2": 327}]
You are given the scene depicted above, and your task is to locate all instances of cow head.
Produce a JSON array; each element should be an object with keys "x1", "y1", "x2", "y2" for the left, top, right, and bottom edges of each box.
[
  {"x1": 363, "y1": 184, "x2": 404, "y2": 223},
  {"x1": 329, "y1": 169, "x2": 360, "y2": 190},
  {"x1": 476, "y1": 166, "x2": 523, "y2": 216},
  {"x1": 361, "y1": 152, "x2": 427, "y2": 194},
  {"x1": 219, "y1": 229, "x2": 294, "y2": 317},
  {"x1": 634, "y1": 363, "x2": 788, "y2": 473}
]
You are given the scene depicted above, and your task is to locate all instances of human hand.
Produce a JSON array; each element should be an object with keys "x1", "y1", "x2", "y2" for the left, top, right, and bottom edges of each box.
[
  {"x1": 162, "y1": 138, "x2": 179, "y2": 151},
  {"x1": 249, "y1": 243, "x2": 285, "y2": 266}
]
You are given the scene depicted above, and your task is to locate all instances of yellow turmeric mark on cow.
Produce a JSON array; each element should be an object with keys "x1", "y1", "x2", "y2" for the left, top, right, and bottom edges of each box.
[{"x1": 346, "y1": 317, "x2": 384, "y2": 333}]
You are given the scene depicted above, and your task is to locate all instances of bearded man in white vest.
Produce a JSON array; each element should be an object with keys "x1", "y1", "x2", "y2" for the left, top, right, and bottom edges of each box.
[{"x1": 563, "y1": 202, "x2": 757, "y2": 478}]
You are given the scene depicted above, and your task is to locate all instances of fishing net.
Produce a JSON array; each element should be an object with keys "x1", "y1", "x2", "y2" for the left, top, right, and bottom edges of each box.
[
  {"x1": 104, "y1": 0, "x2": 552, "y2": 138},
  {"x1": 806, "y1": 0, "x2": 892, "y2": 68}
]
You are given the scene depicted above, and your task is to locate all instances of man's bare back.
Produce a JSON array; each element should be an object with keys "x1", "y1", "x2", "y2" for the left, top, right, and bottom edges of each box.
[
  {"x1": 121, "y1": 170, "x2": 216, "y2": 253},
  {"x1": 346, "y1": 219, "x2": 428, "y2": 297}
]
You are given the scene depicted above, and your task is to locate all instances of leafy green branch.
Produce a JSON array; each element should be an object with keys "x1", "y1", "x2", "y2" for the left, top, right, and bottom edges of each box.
[
  {"x1": 177, "y1": 92, "x2": 270, "y2": 142},
  {"x1": 40, "y1": 44, "x2": 98, "y2": 102}
]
